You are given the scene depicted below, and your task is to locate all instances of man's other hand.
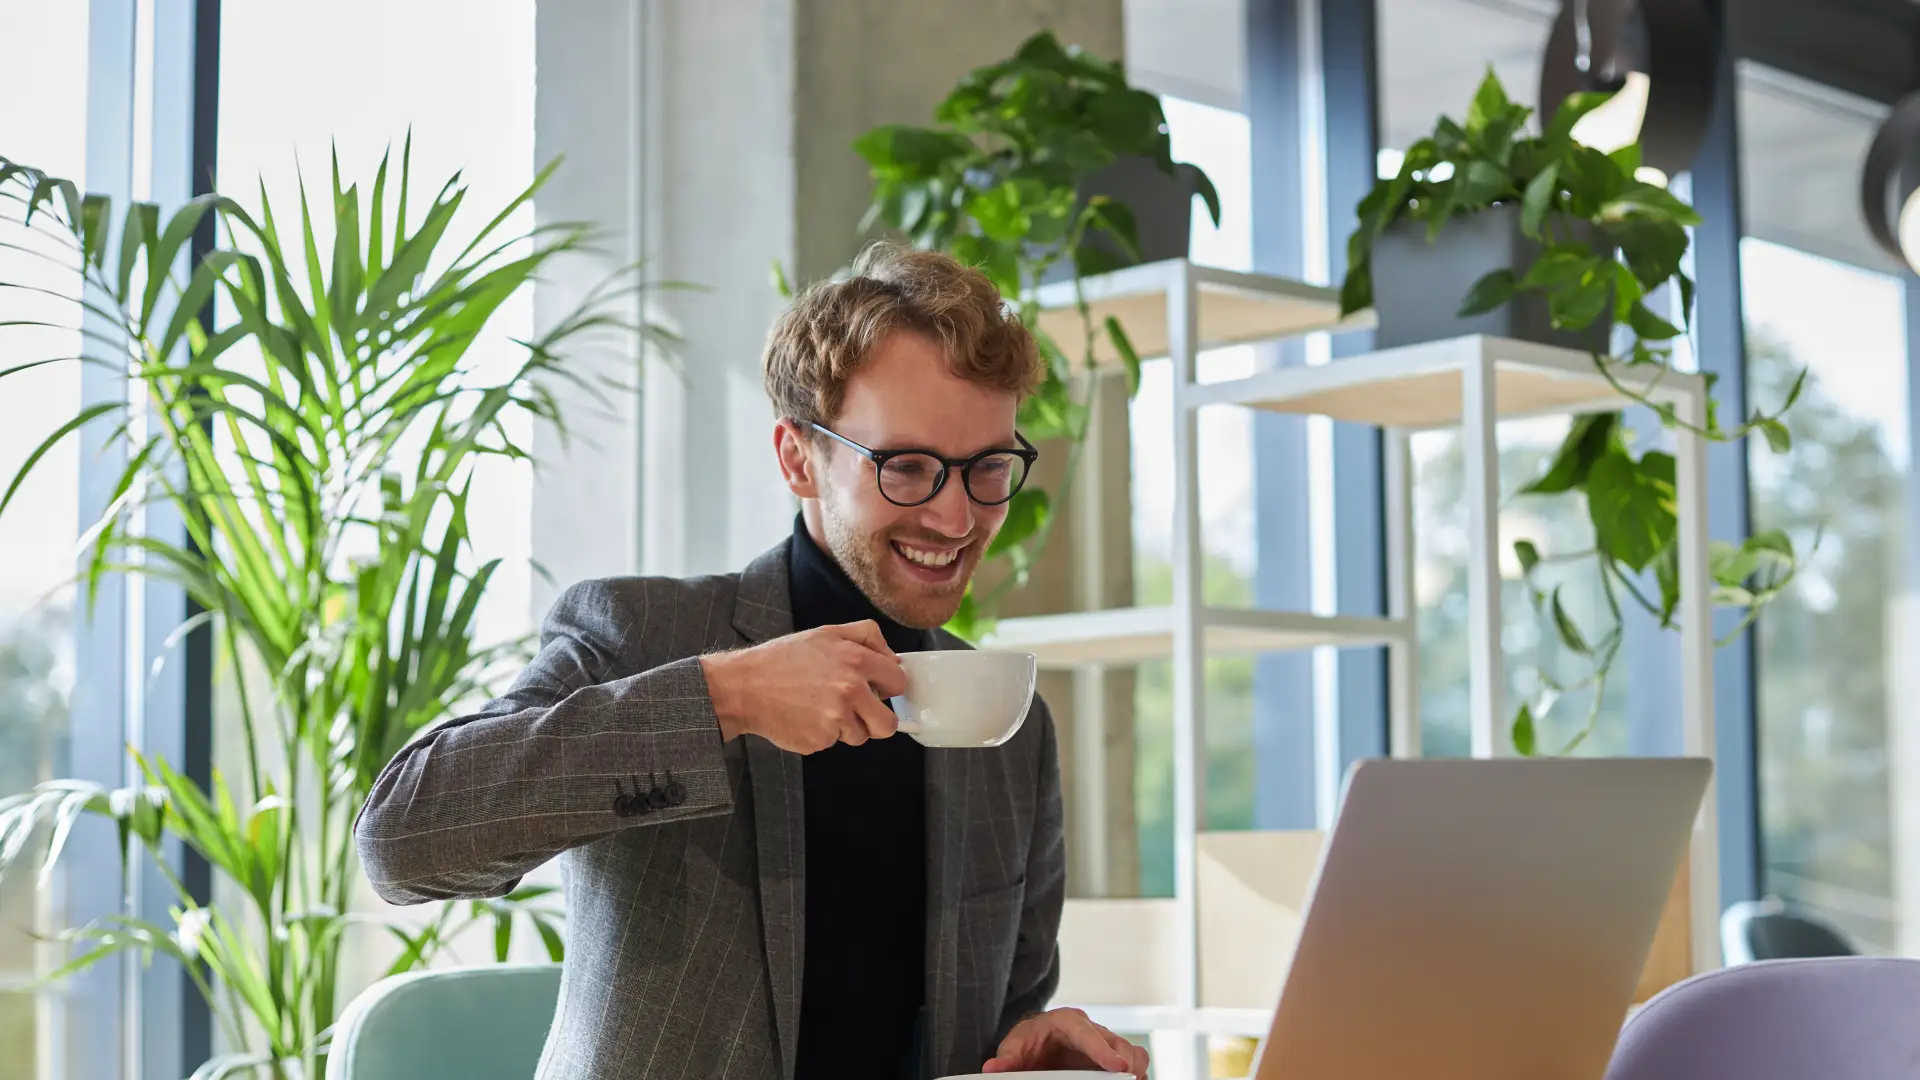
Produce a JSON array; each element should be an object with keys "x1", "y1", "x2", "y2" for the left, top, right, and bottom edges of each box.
[{"x1": 982, "y1": 1008, "x2": 1149, "y2": 1077}]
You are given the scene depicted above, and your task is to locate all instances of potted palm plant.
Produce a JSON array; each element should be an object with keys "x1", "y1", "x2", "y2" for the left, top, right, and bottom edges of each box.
[
  {"x1": 852, "y1": 29, "x2": 1220, "y2": 638},
  {"x1": 1340, "y1": 70, "x2": 1804, "y2": 754},
  {"x1": 0, "y1": 145, "x2": 672, "y2": 1079}
]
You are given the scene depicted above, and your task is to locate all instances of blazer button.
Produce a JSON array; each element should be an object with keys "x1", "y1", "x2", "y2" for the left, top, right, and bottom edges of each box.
[
  {"x1": 614, "y1": 778, "x2": 652, "y2": 818},
  {"x1": 664, "y1": 776, "x2": 687, "y2": 807}
]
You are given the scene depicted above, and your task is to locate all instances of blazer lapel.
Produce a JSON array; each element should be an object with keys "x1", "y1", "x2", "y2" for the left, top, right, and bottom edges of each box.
[
  {"x1": 923, "y1": 635, "x2": 970, "y2": 1076},
  {"x1": 733, "y1": 543, "x2": 806, "y2": 1079}
]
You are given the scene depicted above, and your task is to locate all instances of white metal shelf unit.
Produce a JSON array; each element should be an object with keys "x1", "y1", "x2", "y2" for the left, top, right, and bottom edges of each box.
[
  {"x1": 996, "y1": 261, "x2": 1723, "y2": 1055},
  {"x1": 1190, "y1": 332, "x2": 1723, "y2": 978}
]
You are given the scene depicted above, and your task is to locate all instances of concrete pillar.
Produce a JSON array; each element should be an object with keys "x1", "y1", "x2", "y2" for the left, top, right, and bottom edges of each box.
[
  {"x1": 528, "y1": 0, "x2": 647, "y2": 610},
  {"x1": 1069, "y1": 373, "x2": 1142, "y2": 898}
]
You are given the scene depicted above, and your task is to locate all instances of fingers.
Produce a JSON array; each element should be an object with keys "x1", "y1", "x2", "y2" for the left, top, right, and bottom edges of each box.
[
  {"x1": 983, "y1": 1023, "x2": 1037, "y2": 1072},
  {"x1": 1000, "y1": 1010, "x2": 1130, "y2": 1073},
  {"x1": 836, "y1": 710, "x2": 870, "y2": 746},
  {"x1": 846, "y1": 642, "x2": 909, "y2": 698},
  {"x1": 1060, "y1": 1012, "x2": 1134, "y2": 1073},
  {"x1": 822, "y1": 618, "x2": 897, "y2": 659},
  {"x1": 850, "y1": 685, "x2": 899, "y2": 739}
]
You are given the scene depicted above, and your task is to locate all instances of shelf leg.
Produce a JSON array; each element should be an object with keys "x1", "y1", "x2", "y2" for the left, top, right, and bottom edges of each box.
[
  {"x1": 1461, "y1": 343, "x2": 1505, "y2": 757},
  {"x1": 1675, "y1": 389, "x2": 1721, "y2": 970},
  {"x1": 1384, "y1": 426, "x2": 1419, "y2": 759},
  {"x1": 1167, "y1": 262, "x2": 1204, "y2": 1030},
  {"x1": 1148, "y1": 1030, "x2": 1209, "y2": 1080}
]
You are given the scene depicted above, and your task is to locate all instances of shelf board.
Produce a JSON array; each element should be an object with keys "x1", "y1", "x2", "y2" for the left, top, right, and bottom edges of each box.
[
  {"x1": 1184, "y1": 334, "x2": 1709, "y2": 429},
  {"x1": 980, "y1": 605, "x2": 1408, "y2": 667},
  {"x1": 1029, "y1": 259, "x2": 1373, "y2": 367},
  {"x1": 1068, "y1": 1004, "x2": 1276, "y2": 1038}
]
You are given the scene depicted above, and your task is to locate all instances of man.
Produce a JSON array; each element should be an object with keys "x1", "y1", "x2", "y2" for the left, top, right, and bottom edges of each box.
[{"x1": 355, "y1": 244, "x2": 1149, "y2": 1080}]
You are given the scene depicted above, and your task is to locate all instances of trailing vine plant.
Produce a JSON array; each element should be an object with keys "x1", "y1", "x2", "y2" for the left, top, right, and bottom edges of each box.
[{"x1": 1342, "y1": 70, "x2": 1806, "y2": 754}]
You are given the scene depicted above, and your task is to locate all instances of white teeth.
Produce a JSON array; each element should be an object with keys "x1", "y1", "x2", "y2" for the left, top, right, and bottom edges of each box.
[{"x1": 898, "y1": 544, "x2": 959, "y2": 568}]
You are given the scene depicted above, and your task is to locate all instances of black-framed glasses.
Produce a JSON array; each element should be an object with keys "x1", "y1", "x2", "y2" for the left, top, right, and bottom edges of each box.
[{"x1": 810, "y1": 423, "x2": 1039, "y2": 507}]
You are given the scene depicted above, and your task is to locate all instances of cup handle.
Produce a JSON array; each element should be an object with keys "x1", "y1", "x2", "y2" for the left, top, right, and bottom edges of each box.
[{"x1": 888, "y1": 696, "x2": 920, "y2": 733}]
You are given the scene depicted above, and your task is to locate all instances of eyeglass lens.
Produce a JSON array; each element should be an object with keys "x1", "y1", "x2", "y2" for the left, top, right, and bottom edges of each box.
[{"x1": 876, "y1": 450, "x2": 1030, "y2": 506}]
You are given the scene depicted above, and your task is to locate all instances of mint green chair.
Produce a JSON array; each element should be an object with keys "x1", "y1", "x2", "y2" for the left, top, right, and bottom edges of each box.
[{"x1": 325, "y1": 963, "x2": 562, "y2": 1080}]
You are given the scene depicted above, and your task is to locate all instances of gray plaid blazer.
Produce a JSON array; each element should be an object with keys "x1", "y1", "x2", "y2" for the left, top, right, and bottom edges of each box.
[{"x1": 354, "y1": 542, "x2": 1065, "y2": 1079}]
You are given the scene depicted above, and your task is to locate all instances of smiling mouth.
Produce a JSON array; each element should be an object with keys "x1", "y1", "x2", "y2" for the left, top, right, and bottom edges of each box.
[{"x1": 891, "y1": 539, "x2": 968, "y2": 575}]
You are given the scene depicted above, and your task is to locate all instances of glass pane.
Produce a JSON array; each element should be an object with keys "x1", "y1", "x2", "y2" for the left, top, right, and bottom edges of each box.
[
  {"x1": 1378, "y1": 0, "x2": 1632, "y2": 756},
  {"x1": 1408, "y1": 417, "x2": 1638, "y2": 758},
  {"x1": 1739, "y1": 63, "x2": 1911, "y2": 953},
  {"x1": 214, "y1": 0, "x2": 538, "y2": 1010},
  {"x1": 0, "y1": 3, "x2": 92, "y2": 1077}
]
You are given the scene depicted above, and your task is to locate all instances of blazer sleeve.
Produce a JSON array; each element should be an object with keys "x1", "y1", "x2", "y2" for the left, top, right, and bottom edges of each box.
[
  {"x1": 994, "y1": 694, "x2": 1067, "y2": 1039},
  {"x1": 354, "y1": 578, "x2": 734, "y2": 905}
]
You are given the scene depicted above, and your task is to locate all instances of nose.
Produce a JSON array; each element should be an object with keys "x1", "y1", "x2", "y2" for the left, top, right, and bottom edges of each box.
[{"x1": 918, "y1": 470, "x2": 976, "y2": 539}]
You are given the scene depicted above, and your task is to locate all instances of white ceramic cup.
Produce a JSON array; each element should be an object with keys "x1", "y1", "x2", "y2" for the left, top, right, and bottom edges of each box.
[{"x1": 889, "y1": 650, "x2": 1038, "y2": 748}]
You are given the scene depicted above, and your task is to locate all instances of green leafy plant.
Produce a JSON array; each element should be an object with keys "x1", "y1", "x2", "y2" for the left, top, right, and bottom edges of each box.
[
  {"x1": 0, "y1": 145, "x2": 672, "y2": 1079},
  {"x1": 853, "y1": 30, "x2": 1219, "y2": 639},
  {"x1": 1341, "y1": 70, "x2": 1805, "y2": 755}
]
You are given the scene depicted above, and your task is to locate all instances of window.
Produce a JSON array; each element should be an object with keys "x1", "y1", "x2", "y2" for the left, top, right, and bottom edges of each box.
[
  {"x1": 0, "y1": 4, "x2": 92, "y2": 1078},
  {"x1": 1737, "y1": 63, "x2": 1911, "y2": 953}
]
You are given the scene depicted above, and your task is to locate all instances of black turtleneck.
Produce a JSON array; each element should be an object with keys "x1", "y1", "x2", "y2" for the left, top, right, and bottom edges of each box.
[{"x1": 787, "y1": 517, "x2": 928, "y2": 1080}]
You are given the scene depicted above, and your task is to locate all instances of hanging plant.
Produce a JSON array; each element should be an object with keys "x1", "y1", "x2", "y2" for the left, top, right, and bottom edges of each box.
[{"x1": 1342, "y1": 70, "x2": 1806, "y2": 754}]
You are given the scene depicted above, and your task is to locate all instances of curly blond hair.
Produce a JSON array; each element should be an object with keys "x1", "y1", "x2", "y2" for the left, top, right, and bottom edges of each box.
[{"x1": 762, "y1": 242, "x2": 1043, "y2": 427}]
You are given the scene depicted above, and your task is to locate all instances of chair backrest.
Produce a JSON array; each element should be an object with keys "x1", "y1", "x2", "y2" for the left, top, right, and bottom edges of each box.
[
  {"x1": 1721, "y1": 898, "x2": 1857, "y2": 964},
  {"x1": 1604, "y1": 957, "x2": 1920, "y2": 1080},
  {"x1": 325, "y1": 963, "x2": 562, "y2": 1080}
]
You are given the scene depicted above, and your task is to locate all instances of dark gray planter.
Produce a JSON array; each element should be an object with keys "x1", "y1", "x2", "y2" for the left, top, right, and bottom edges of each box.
[
  {"x1": 1369, "y1": 202, "x2": 1613, "y2": 352},
  {"x1": 1040, "y1": 156, "x2": 1201, "y2": 284}
]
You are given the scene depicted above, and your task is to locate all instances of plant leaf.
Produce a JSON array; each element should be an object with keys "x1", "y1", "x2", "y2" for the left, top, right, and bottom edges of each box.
[
  {"x1": 1585, "y1": 449, "x2": 1677, "y2": 573},
  {"x1": 1456, "y1": 268, "x2": 1517, "y2": 317},
  {"x1": 1520, "y1": 163, "x2": 1559, "y2": 239},
  {"x1": 1465, "y1": 67, "x2": 1511, "y2": 137},
  {"x1": 1654, "y1": 539, "x2": 1681, "y2": 626},
  {"x1": 987, "y1": 488, "x2": 1050, "y2": 558},
  {"x1": 1760, "y1": 417, "x2": 1792, "y2": 453},
  {"x1": 1513, "y1": 539, "x2": 1541, "y2": 577},
  {"x1": 1627, "y1": 300, "x2": 1682, "y2": 341},
  {"x1": 1549, "y1": 272, "x2": 1611, "y2": 331},
  {"x1": 1512, "y1": 704, "x2": 1538, "y2": 757},
  {"x1": 1522, "y1": 412, "x2": 1619, "y2": 495},
  {"x1": 1104, "y1": 316, "x2": 1142, "y2": 394},
  {"x1": 1550, "y1": 587, "x2": 1591, "y2": 655},
  {"x1": 534, "y1": 916, "x2": 565, "y2": 962}
]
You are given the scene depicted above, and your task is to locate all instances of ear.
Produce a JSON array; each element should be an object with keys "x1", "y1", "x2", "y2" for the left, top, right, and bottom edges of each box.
[{"x1": 773, "y1": 418, "x2": 821, "y2": 499}]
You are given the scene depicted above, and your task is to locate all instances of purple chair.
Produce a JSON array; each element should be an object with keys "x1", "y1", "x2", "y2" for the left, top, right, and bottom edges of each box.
[{"x1": 1606, "y1": 957, "x2": 1920, "y2": 1080}]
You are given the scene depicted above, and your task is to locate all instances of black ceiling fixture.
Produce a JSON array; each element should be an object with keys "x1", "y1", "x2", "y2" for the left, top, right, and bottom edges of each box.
[
  {"x1": 1538, "y1": 0, "x2": 1718, "y2": 178},
  {"x1": 1860, "y1": 93, "x2": 1920, "y2": 269}
]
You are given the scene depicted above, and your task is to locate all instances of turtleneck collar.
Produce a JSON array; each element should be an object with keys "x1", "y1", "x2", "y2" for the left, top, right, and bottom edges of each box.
[{"x1": 785, "y1": 515, "x2": 930, "y2": 655}]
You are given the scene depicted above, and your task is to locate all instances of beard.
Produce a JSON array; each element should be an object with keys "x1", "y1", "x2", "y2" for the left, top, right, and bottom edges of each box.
[{"x1": 818, "y1": 492, "x2": 982, "y2": 630}]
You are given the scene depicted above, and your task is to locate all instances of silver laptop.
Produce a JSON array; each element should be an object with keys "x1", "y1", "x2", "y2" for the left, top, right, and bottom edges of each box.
[{"x1": 1252, "y1": 756, "x2": 1711, "y2": 1080}]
